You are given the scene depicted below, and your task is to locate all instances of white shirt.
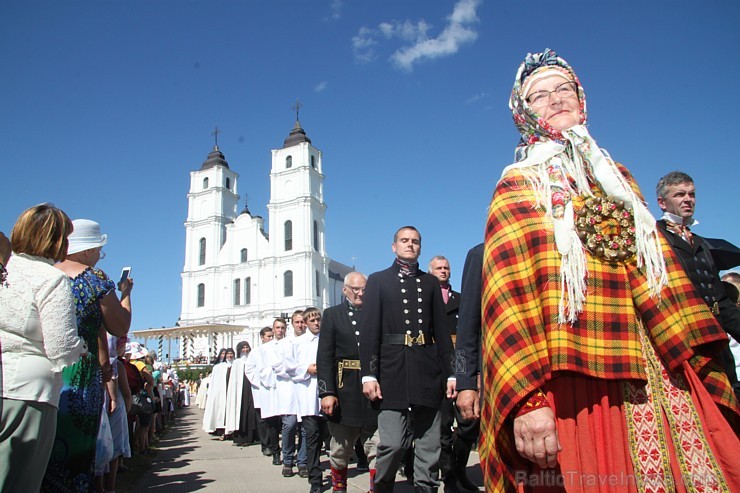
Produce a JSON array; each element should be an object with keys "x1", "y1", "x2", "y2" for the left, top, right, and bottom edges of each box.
[
  {"x1": 256, "y1": 340, "x2": 280, "y2": 418},
  {"x1": 287, "y1": 331, "x2": 321, "y2": 418},
  {"x1": 0, "y1": 254, "x2": 86, "y2": 407}
]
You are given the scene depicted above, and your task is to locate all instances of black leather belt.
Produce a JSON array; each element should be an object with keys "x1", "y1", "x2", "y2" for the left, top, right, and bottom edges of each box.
[{"x1": 383, "y1": 331, "x2": 433, "y2": 347}]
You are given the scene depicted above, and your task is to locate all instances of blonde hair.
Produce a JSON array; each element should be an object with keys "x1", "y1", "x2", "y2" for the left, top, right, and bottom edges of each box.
[{"x1": 11, "y1": 203, "x2": 73, "y2": 262}]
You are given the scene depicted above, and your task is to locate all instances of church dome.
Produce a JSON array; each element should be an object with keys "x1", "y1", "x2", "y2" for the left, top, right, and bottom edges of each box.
[
  {"x1": 282, "y1": 120, "x2": 312, "y2": 148},
  {"x1": 200, "y1": 145, "x2": 230, "y2": 170}
]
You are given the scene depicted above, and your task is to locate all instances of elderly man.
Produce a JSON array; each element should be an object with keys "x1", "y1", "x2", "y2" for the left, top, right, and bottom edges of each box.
[
  {"x1": 656, "y1": 171, "x2": 740, "y2": 383},
  {"x1": 318, "y1": 271, "x2": 379, "y2": 493},
  {"x1": 360, "y1": 226, "x2": 455, "y2": 493}
]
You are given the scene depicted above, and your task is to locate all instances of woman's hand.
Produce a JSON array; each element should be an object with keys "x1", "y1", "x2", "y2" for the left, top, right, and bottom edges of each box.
[
  {"x1": 513, "y1": 406, "x2": 561, "y2": 469},
  {"x1": 117, "y1": 277, "x2": 133, "y2": 298}
]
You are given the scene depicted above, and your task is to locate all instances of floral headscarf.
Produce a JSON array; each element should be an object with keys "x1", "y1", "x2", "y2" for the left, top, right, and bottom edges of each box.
[
  {"x1": 497, "y1": 48, "x2": 667, "y2": 323},
  {"x1": 510, "y1": 48, "x2": 587, "y2": 156}
]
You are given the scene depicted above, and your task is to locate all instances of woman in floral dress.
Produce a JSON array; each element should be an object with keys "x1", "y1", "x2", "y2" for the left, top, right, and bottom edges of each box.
[{"x1": 41, "y1": 219, "x2": 132, "y2": 492}]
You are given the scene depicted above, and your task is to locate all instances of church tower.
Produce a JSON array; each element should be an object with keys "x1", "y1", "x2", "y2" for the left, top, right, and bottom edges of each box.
[
  {"x1": 181, "y1": 140, "x2": 239, "y2": 320},
  {"x1": 267, "y1": 117, "x2": 331, "y2": 310}
]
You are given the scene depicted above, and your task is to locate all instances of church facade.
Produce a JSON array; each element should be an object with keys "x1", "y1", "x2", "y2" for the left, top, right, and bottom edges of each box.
[{"x1": 178, "y1": 120, "x2": 351, "y2": 359}]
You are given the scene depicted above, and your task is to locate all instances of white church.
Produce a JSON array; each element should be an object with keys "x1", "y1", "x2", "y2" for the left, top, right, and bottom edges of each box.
[{"x1": 161, "y1": 119, "x2": 352, "y2": 360}]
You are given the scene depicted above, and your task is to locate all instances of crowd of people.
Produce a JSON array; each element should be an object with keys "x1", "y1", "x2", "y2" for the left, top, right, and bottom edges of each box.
[
  {"x1": 3, "y1": 47, "x2": 740, "y2": 493},
  {"x1": 0, "y1": 205, "x2": 185, "y2": 493}
]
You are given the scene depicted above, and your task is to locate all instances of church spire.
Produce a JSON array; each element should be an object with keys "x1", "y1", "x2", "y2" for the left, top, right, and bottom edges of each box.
[
  {"x1": 200, "y1": 127, "x2": 230, "y2": 170},
  {"x1": 282, "y1": 101, "x2": 312, "y2": 148}
]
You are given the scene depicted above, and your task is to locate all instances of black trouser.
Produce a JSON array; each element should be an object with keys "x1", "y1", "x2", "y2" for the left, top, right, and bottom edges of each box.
[
  {"x1": 302, "y1": 415, "x2": 327, "y2": 488},
  {"x1": 257, "y1": 409, "x2": 280, "y2": 455}
]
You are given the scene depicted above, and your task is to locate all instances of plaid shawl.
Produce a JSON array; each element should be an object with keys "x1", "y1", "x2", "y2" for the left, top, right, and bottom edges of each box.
[{"x1": 479, "y1": 164, "x2": 739, "y2": 492}]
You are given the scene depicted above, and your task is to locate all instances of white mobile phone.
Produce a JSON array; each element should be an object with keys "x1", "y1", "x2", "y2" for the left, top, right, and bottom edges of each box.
[{"x1": 119, "y1": 267, "x2": 132, "y2": 284}]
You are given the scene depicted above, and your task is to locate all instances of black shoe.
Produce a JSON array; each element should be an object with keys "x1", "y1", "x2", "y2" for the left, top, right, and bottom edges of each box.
[
  {"x1": 455, "y1": 470, "x2": 478, "y2": 492},
  {"x1": 298, "y1": 465, "x2": 309, "y2": 478},
  {"x1": 282, "y1": 465, "x2": 295, "y2": 477},
  {"x1": 272, "y1": 455, "x2": 282, "y2": 466},
  {"x1": 356, "y1": 461, "x2": 369, "y2": 473},
  {"x1": 309, "y1": 485, "x2": 321, "y2": 493},
  {"x1": 262, "y1": 446, "x2": 273, "y2": 457}
]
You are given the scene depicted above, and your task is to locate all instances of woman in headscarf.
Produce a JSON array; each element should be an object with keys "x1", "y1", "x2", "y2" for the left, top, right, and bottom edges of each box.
[{"x1": 480, "y1": 49, "x2": 740, "y2": 492}]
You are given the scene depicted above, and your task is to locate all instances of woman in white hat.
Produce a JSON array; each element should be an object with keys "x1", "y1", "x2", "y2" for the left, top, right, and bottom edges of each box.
[{"x1": 42, "y1": 219, "x2": 133, "y2": 493}]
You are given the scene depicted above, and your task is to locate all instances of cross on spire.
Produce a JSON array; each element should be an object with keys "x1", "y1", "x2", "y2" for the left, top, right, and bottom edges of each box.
[
  {"x1": 211, "y1": 126, "x2": 220, "y2": 148},
  {"x1": 292, "y1": 99, "x2": 303, "y2": 123}
]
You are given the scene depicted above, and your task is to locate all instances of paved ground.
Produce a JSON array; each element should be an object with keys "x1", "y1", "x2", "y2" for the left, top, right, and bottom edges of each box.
[{"x1": 126, "y1": 405, "x2": 484, "y2": 492}]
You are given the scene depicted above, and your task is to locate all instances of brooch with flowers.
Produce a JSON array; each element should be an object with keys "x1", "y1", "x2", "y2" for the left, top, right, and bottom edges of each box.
[{"x1": 575, "y1": 196, "x2": 637, "y2": 263}]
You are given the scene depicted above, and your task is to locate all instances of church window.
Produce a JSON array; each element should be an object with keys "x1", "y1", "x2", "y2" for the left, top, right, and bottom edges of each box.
[
  {"x1": 203, "y1": 177, "x2": 209, "y2": 189},
  {"x1": 199, "y1": 238, "x2": 206, "y2": 265},
  {"x1": 197, "y1": 283, "x2": 205, "y2": 307},
  {"x1": 313, "y1": 221, "x2": 319, "y2": 251},
  {"x1": 310, "y1": 155, "x2": 316, "y2": 169},
  {"x1": 225, "y1": 177, "x2": 231, "y2": 190},
  {"x1": 284, "y1": 270, "x2": 293, "y2": 297},
  {"x1": 233, "y1": 279, "x2": 241, "y2": 306},
  {"x1": 284, "y1": 220, "x2": 293, "y2": 251},
  {"x1": 240, "y1": 248, "x2": 248, "y2": 263},
  {"x1": 244, "y1": 277, "x2": 251, "y2": 305},
  {"x1": 315, "y1": 269, "x2": 320, "y2": 296},
  {"x1": 286, "y1": 156, "x2": 292, "y2": 168}
]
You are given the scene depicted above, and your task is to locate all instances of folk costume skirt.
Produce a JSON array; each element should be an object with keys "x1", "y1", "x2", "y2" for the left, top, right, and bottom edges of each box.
[{"x1": 515, "y1": 334, "x2": 740, "y2": 492}]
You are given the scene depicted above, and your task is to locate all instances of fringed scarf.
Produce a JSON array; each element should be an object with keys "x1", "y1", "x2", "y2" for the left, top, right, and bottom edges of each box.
[{"x1": 503, "y1": 48, "x2": 667, "y2": 323}]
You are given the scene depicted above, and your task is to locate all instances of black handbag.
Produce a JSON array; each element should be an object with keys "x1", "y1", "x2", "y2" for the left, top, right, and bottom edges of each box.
[{"x1": 130, "y1": 391, "x2": 153, "y2": 415}]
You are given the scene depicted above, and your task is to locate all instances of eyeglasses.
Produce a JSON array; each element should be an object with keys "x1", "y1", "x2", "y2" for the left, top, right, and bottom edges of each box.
[
  {"x1": 346, "y1": 285, "x2": 365, "y2": 294},
  {"x1": 526, "y1": 81, "x2": 578, "y2": 107}
]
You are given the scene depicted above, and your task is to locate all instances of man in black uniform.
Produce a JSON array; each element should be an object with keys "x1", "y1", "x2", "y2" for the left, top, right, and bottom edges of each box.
[
  {"x1": 360, "y1": 226, "x2": 455, "y2": 493},
  {"x1": 428, "y1": 255, "x2": 479, "y2": 492},
  {"x1": 318, "y1": 271, "x2": 379, "y2": 493},
  {"x1": 656, "y1": 171, "x2": 740, "y2": 384}
]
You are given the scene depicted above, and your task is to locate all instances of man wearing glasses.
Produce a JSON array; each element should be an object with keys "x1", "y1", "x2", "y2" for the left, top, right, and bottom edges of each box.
[{"x1": 318, "y1": 272, "x2": 379, "y2": 493}]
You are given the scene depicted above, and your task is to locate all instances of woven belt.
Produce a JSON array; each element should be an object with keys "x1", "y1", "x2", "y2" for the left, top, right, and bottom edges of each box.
[
  {"x1": 383, "y1": 331, "x2": 431, "y2": 347},
  {"x1": 337, "y1": 359, "x2": 360, "y2": 389}
]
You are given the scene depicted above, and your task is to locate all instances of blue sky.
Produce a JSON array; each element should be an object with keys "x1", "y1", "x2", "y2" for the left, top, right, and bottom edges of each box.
[{"x1": 2, "y1": 0, "x2": 739, "y2": 334}]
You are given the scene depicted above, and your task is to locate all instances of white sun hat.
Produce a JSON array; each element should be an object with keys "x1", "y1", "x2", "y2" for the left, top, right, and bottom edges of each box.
[{"x1": 67, "y1": 219, "x2": 108, "y2": 255}]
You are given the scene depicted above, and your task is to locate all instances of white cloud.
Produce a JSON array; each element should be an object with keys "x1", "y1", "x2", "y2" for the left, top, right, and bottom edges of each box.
[
  {"x1": 315, "y1": 81, "x2": 328, "y2": 93},
  {"x1": 352, "y1": 0, "x2": 481, "y2": 71},
  {"x1": 329, "y1": 0, "x2": 342, "y2": 20},
  {"x1": 465, "y1": 91, "x2": 489, "y2": 105},
  {"x1": 352, "y1": 26, "x2": 378, "y2": 63}
]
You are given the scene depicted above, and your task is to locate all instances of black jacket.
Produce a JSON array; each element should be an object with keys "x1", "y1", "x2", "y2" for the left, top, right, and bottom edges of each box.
[
  {"x1": 359, "y1": 262, "x2": 454, "y2": 410},
  {"x1": 454, "y1": 243, "x2": 483, "y2": 391},
  {"x1": 657, "y1": 220, "x2": 740, "y2": 381},
  {"x1": 317, "y1": 301, "x2": 378, "y2": 428}
]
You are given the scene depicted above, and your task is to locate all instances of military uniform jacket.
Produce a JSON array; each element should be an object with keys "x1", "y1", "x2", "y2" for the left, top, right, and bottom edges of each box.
[
  {"x1": 317, "y1": 302, "x2": 378, "y2": 428},
  {"x1": 657, "y1": 220, "x2": 740, "y2": 344},
  {"x1": 444, "y1": 288, "x2": 461, "y2": 336},
  {"x1": 359, "y1": 262, "x2": 455, "y2": 410}
]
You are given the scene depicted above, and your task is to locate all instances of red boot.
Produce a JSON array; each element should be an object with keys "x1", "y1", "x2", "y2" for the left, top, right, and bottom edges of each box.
[
  {"x1": 331, "y1": 466, "x2": 348, "y2": 493},
  {"x1": 368, "y1": 468, "x2": 376, "y2": 493}
]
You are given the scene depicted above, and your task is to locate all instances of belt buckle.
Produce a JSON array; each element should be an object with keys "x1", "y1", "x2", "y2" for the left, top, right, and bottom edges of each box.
[{"x1": 404, "y1": 331, "x2": 426, "y2": 346}]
